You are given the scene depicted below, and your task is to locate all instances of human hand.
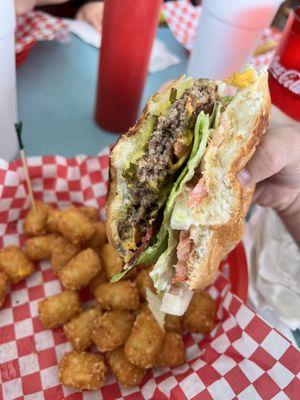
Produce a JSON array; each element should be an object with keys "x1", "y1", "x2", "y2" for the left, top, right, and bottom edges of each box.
[
  {"x1": 237, "y1": 106, "x2": 300, "y2": 245},
  {"x1": 15, "y1": 0, "x2": 37, "y2": 14},
  {"x1": 15, "y1": 0, "x2": 67, "y2": 15},
  {"x1": 76, "y1": 1, "x2": 104, "y2": 32}
]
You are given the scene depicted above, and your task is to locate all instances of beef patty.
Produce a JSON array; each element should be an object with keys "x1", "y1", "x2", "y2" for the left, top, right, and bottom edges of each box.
[{"x1": 117, "y1": 79, "x2": 218, "y2": 255}]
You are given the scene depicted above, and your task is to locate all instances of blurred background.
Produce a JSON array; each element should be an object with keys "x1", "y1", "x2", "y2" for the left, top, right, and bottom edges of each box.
[{"x1": 0, "y1": 0, "x2": 296, "y2": 159}]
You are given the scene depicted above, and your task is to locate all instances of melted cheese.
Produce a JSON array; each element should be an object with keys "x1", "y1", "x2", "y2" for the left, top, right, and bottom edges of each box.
[{"x1": 225, "y1": 68, "x2": 257, "y2": 89}]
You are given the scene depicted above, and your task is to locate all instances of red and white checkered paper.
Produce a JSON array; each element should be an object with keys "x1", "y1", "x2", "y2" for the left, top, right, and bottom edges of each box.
[
  {"x1": 162, "y1": 0, "x2": 282, "y2": 68},
  {"x1": 16, "y1": 11, "x2": 69, "y2": 54},
  {"x1": 0, "y1": 149, "x2": 299, "y2": 400}
]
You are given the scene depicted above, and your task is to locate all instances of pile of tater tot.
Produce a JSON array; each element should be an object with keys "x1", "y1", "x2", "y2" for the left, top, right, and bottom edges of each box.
[{"x1": 0, "y1": 201, "x2": 216, "y2": 391}]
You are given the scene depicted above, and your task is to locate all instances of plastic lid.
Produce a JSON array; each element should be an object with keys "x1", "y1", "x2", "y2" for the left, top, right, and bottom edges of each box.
[
  {"x1": 0, "y1": 0, "x2": 16, "y2": 40},
  {"x1": 202, "y1": 0, "x2": 282, "y2": 31}
]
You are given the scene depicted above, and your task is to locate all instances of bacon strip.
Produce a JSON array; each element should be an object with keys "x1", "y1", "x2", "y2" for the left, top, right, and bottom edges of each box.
[
  {"x1": 172, "y1": 262, "x2": 188, "y2": 284},
  {"x1": 172, "y1": 231, "x2": 191, "y2": 284},
  {"x1": 129, "y1": 225, "x2": 154, "y2": 265},
  {"x1": 176, "y1": 231, "x2": 190, "y2": 260},
  {"x1": 142, "y1": 226, "x2": 154, "y2": 245},
  {"x1": 188, "y1": 177, "x2": 208, "y2": 207}
]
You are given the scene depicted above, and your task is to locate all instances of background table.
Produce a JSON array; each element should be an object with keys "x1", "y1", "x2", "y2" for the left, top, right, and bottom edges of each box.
[{"x1": 17, "y1": 27, "x2": 187, "y2": 157}]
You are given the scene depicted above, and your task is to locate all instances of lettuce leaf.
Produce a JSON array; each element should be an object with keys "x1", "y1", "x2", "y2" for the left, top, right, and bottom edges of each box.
[
  {"x1": 149, "y1": 113, "x2": 210, "y2": 291},
  {"x1": 210, "y1": 101, "x2": 222, "y2": 129},
  {"x1": 171, "y1": 102, "x2": 221, "y2": 231},
  {"x1": 137, "y1": 112, "x2": 210, "y2": 267},
  {"x1": 149, "y1": 230, "x2": 178, "y2": 293},
  {"x1": 137, "y1": 227, "x2": 168, "y2": 265}
]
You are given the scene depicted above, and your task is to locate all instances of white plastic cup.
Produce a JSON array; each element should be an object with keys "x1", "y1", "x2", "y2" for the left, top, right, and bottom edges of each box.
[
  {"x1": 187, "y1": 0, "x2": 283, "y2": 79},
  {"x1": 0, "y1": 0, "x2": 18, "y2": 161}
]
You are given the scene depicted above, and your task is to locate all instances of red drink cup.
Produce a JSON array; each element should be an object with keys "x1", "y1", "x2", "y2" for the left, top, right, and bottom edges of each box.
[
  {"x1": 268, "y1": 7, "x2": 300, "y2": 121},
  {"x1": 95, "y1": 0, "x2": 162, "y2": 133}
]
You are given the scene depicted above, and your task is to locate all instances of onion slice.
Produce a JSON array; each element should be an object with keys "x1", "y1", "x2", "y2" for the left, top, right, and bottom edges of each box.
[{"x1": 160, "y1": 285, "x2": 193, "y2": 316}]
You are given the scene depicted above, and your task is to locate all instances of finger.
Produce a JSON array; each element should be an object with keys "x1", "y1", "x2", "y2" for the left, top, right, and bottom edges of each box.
[
  {"x1": 75, "y1": 11, "x2": 84, "y2": 21},
  {"x1": 269, "y1": 105, "x2": 299, "y2": 130},
  {"x1": 15, "y1": 0, "x2": 35, "y2": 14},
  {"x1": 253, "y1": 181, "x2": 298, "y2": 212},
  {"x1": 254, "y1": 182, "x2": 300, "y2": 245},
  {"x1": 237, "y1": 133, "x2": 287, "y2": 186},
  {"x1": 90, "y1": 15, "x2": 102, "y2": 32},
  {"x1": 237, "y1": 126, "x2": 298, "y2": 186}
]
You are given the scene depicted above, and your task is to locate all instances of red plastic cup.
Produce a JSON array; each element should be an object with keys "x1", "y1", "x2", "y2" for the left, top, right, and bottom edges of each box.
[
  {"x1": 95, "y1": 0, "x2": 162, "y2": 133},
  {"x1": 268, "y1": 7, "x2": 300, "y2": 121}
]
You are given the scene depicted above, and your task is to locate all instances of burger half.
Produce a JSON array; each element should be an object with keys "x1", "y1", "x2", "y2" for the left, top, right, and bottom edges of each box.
[{"x1": 106, "y1": 67, "x2": 270, "y2": 299}]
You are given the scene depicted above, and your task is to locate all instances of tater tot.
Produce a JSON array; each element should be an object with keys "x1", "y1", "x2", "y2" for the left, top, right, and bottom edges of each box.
[
  {"x1": 51, "y1": 237, "x2": 79, "y2": 275},
  {"x1": 46, "y1": 208, "x2": 62, "y2": 233},
  {"x1": 106, "y1": 347, "x2": 146, "y2": 388},
  {"x1": 63, "y1": 308, "x2": 102, "y2": 351},
  {"x1": 88, "y1": 270, "x2": 107, "y2": 294},
  {"x1": 58, "y1": 206, "x2": 95, "y2": 244},
  {"x1": 79, "y1": 206, "x2": 99, "y2": 221},
  {"x1": 38, "y1": 290, "x2": 81, "y2": 329},
  {"x1": 25, "y1": 234, "x2": 59, "y2": 261},
  {"x1": 59, "y1": 351, "x2": 107, "y2": 390},
  {"x1": 0, "y1": 271, "x2": 8, "y2": 309},
  {"x1": 0, "y1": 245, "x2": 34, "y2": 283},
  {"x1": 155, "y1": 332, "x2": 185, "y2": 368},
  {"x1": 99, "y1": 243, "x2": 123, "y2": 280},
  {"x1": 58, "y1": 248, "x2": 101, "y2": 290},
  {"x1": 164, "y1": 314, "x2": 182, "y2": 333},
  {"x1": 23, "y1": 201, "x2": 52, "y2": 236},
  {"x1": 86, "y1": 221, "x2": 107, "y2": 252},
  {"x1": 135, "y1": 266, "x2": 155, "y2": 300},
  {"x1": 91, "y1": 310, "x2": 134, "y2": 352},
  {"x1": 182, "y1": 291, "x2": 216, "y2": 334},
  {"x1": 124, "y1": 307, "x2": 165, "y2": 368},
  {"x1": 94, "y1": 281, "x2": 140, "y2": 311}
]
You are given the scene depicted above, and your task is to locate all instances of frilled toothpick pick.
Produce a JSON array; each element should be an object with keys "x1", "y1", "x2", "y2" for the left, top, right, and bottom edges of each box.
[{"x1": 15, "y1": 122, "x2": 36, "y2": 213}]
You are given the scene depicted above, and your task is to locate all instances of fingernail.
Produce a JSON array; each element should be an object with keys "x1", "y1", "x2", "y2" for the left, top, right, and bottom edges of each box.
[{"x1": 237, "y1": 168, "x2": 251, "y2": 185}]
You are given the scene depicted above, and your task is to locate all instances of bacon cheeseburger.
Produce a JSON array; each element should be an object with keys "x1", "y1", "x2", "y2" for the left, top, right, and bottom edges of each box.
[{"x1": 106, "y1": 68, "x2": 270, "y2": 313}]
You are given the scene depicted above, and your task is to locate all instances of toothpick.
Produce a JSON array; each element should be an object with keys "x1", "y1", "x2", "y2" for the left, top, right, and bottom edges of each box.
[{"x1": 15, "y1": 123, "x2": 36, "y2": 213}]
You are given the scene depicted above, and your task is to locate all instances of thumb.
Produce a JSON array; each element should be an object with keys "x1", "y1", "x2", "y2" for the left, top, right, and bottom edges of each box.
[
  {"x1": 253, "y1": 181, "x2": 300, "y2": 245},
  {"x1": 237, "y1": 131, "x2": 287, "y2": 186},
  {"x1": 253, "y1": 181, "x2": 298, "y2": 212},
  {"x1": 237, "y1": 124, "x2": 300, "y2": 187}
]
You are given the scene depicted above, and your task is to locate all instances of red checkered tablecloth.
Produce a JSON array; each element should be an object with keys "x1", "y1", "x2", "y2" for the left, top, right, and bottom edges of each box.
[
  {"x1": 0, "y1": 149, "x2": 299, "y2": 400},
  {"x1": 15, "y1": 11, "x2": 69, "y2": 54},
  {"x1": 162, "y1": 0, "x2": 282, "y2": 68}
]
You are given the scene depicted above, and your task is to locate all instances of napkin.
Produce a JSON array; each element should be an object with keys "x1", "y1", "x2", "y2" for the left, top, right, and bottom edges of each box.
[
  {"x1": 0, "y1": 149, "x2": 299, "y2": 399},
  {"x1": 245, "y1": 206, "x2": 300, "y2": 335},
  {"x1": 65, "y1": 18, "x2": 100, "y2": 47},
  {"x1": 65, "y1": 18, "x2": 181, "y2": 74}
]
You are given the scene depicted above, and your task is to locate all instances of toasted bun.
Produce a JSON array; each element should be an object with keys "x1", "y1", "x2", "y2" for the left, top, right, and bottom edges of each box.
[
  {"x1": 185, "y1": 70, "x2": 270, "y2": 290},
  {"x1": 107, "y1": 69, "x2": 270, "y2": 291},
  {"x1": 106, "y1": 106, "x2": 148, "y2": 257}
]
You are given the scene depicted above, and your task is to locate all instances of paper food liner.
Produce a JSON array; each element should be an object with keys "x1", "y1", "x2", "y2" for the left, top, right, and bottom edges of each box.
[
  {"x1": 0, "y1": 149, "x2": 299, "y2": 400},
  {"x1": 16, "y1": 11, "x2": 69, "y2": 55}
]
